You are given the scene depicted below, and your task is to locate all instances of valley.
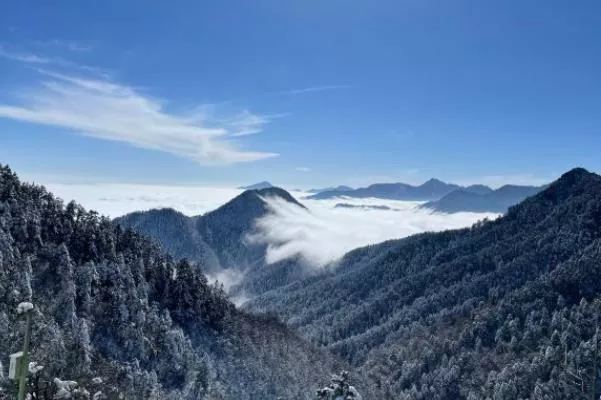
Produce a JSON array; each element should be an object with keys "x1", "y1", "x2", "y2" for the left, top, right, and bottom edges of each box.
[
  {"x1": 3, "y1": 163, "x2": 601, "y2": 400},
  {"x1": 1, "y1": 2, "x2": 599, "y2": 398}
]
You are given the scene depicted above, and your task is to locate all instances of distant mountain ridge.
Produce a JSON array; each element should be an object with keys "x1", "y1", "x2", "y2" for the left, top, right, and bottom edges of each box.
[
  {"x1": 307, "y1": 185, "x2": 354, "y2": 194},
  {"x1": 307, "y1": 177, "x2": 546, "y2": 213},
  {"x1": 334, "y1": 203, "x2": 396, "y2": 211},
  {"x1": 423, "y1": 184, "x2": 545, "y2": 213},
  {"x1": 464, "y1": 184, "x2": 494, "y2": 195},
  {"x1": 308, "y1": 178, "x2": 462, "y2": 201}
]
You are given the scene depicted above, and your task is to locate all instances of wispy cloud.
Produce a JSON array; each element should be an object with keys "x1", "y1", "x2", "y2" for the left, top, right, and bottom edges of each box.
[
  {"x1": 227, "y1": 110, "x2": 288, "y2": 137},
  {"x1": 0, "y1": 44, "x2": 110, "y2": 76},
  {"x1": 281, "y1": 85, "x2": 350, "y2": 95},
  {"x1": 295, "y1": 167, "x2": 311, "y2": 172},
  {"x1": 37, "y1": 39, "x2": 93, "y2": 52},
  {"x1": 0, "y1": 45, "x2": 53, "y2": 64},
  {"x1": 0, "y1": 69, "x2": 279, "y2": 164}
]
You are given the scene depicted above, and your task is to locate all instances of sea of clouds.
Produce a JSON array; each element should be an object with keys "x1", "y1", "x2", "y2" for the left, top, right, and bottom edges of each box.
[
  {"x1": 44, "y1": 182, "x2": 244, "y2": 218},
  {"x1": 43, "y1": 183, "x2": 499, "y2": 267},
  {"x1": 251, "y1": 194, "x2": 499, "y2": 267}
]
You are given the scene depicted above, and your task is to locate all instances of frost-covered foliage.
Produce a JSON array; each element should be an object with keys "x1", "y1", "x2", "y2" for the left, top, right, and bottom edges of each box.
[
  {"x1": 250, "y1": 168, "x2": 601, "y2": 399},
  {"x1": 53, "y1": 378, "x2": 78, "y2": 398},
  {"x1": 114, "y1": 188, "x2": 312, "y2": 297},
  {"x1": 0, "y1": 164, "x2": 351, "y2": 399},
  {"x1": 17, "y1": 302, "x2": 33, "y2": 314},
  {"x1": 316, "y1": 371, "x2": 362, "y2": 400}
]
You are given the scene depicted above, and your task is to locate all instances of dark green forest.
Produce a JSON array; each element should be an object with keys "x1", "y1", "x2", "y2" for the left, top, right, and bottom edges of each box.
[
  {"x1": 4, "y1": 163, "x2": 601, "y2": 399},
  {"x1": 249, "y1": 168, "x2": 601, "y2": 399},
  {"x1": 0, "y1": 164, "x2": 356, "y2": 399}
]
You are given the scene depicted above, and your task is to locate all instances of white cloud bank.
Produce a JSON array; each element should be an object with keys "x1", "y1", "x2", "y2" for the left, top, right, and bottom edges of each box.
[
  {"x1": 42, "y1": 182, "x2": 244, "y2": 218},
  {"x1": 206, "y1": 268, "x2": 245, "y2": 293},
  {"x1": 0, "y1": 69, "x2": 279, "y2": 164},
  {"x1": 251, "y1": 193, "x2": 499, "y2": 267},
  {"x1": 281, "y1": 85, "x2": 350, "y2": 95}
]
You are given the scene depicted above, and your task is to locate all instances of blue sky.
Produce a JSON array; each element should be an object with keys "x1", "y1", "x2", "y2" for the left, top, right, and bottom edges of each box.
[{"x1": 0, "y1": 0, "x2": 600, "y2": 188}]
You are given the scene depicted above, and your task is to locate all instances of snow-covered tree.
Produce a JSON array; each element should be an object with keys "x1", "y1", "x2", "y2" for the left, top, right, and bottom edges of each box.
[{"x1": 316, "y1": 371, "x2": 362, "y2": 400}]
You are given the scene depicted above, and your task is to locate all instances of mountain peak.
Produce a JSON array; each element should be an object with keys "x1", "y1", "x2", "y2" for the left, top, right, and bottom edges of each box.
[
  {"x1": 558, "y1": 167, "x2": 591, "y2": 182},
  {"x1": 309, "y1": 179, "x2": 458, "y2": 201},
  {"x1": 207, "y1": 187, "x2": 306, "y2": 222},
  {"x1": 545, "y1": 167, "x2": 594, "y2": 194},
  {"x1": 250, "y1": 187, "x2": 307, "y2": 209},
  {"x1": 238, "y1": 181, "x2": 274, "y2": 190},
  {"x1": 502, "y1": 167, "x2": 598, "y2": 219},
  {"x1": 423, "y1": 178, "x2": 445, "y2": 185},
  {"x1": 465, "y1": 184, "x2": 493, "y2": 195},
  {"x1": 419, "y1": 178, "x2": 456, "y2": 189},
  {"x1": 541, "y1": 167, "x2": 594, "y2": 195}
]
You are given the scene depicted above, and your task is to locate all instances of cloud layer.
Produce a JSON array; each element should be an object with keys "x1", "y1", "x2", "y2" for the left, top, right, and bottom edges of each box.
[
  {"x1": 251, "y1": 193, "x2": 498, "y2": 267},
  {"x1": 0, "y1": 66, "x2": 278, "y2": 164},
  {"x1": 282, "y1": 85, "x2": 350, "y2": 95},
  {"x1": 42, "y1": 182, "x2": 245, "y2": 218}
]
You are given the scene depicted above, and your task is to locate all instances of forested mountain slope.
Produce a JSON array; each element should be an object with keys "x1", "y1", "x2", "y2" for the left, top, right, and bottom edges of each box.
[
  {"x1": 0, "y1": 165, "x2": 360, "y2": 399},
  {"x1": 248, "y1": 168, "x2": 601, "y2": 399},
  {"x1": 115, "y1": 188, "x2": 312, "y2": 298},
  {"x1": 116, "y1": 187, "x2": 304, "y2": 275},
  {"x1": 195, "y1": 187, "x2": 304, "y2": 273},
  {"x1": 115, "y1": 207, "x2": 221, "y2": 272}
]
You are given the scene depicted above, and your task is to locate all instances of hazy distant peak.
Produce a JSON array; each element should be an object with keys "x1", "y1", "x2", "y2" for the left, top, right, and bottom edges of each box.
[
  {"x1": 307, "y1": 185, "x2": 353, "y2": 193},
  {"x1": 418, "y1": 178, "x2": 460, "y2": 193},
  {"x1": 423, "y1": 180, "x2": 547, "y2": 214},
  {"x1": 497, "y1": 184, "x2": 537, "y2": 190},
  {"x1": 238, "y1": 181, "x2": 274, "y2": 190},
  {"x1": 464, "y1": 184, "x2": 493, "y2": 195},
  {"x1": 308, "y1": 179, "x2": 458, "y2": 200},
  {"x1": 420, "y1": 178, "x2": 448, "y2": 187}
]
